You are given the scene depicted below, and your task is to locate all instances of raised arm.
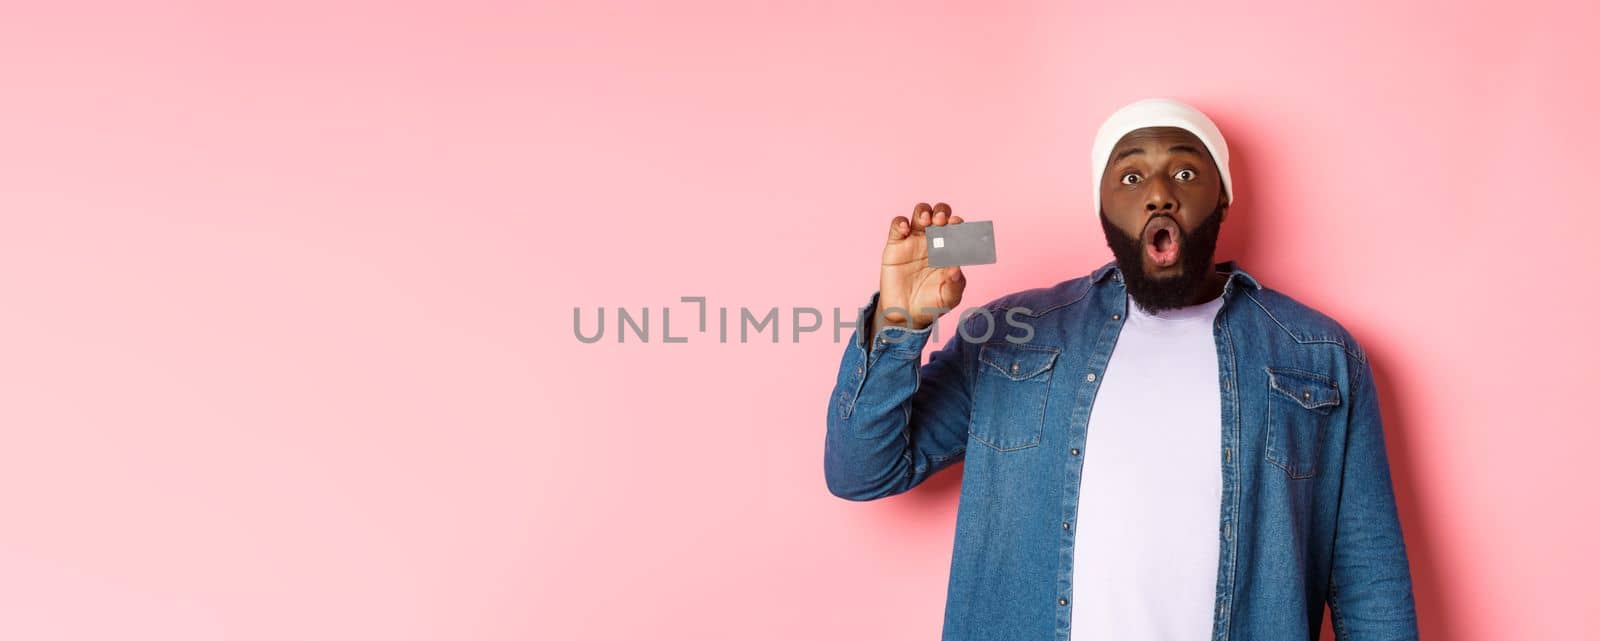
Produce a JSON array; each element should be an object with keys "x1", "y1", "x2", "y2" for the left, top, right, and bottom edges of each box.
[
  {"x1": 823, "y1": 202, "x2": 975, "y2": 501},
  {"x1": 823, "y1": 294, "x2": 976, "y2": 500}
]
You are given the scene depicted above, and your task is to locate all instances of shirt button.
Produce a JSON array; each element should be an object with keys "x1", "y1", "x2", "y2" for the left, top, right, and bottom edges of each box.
[
  {"x1": 1071, "y1": 448, "x2": 1081, "y2": 456},
  {"x1": 1303, "y1": 390, "x2": 1311, "y2": 401},
  {"x1": 1011, "y1": 362, "x2": 1019, "y2": 374},
  {"x1": 1059, "y1": 598, "x2": 1068, "y2": 606},
  {"x1": 1063, "y1": 521, "x2": 1071, "y2": 530},
  {"x1": 1085, "y1": 372, "x2": 1096, "y2": 382},
  {"x1": 1223, "y1": 378, "x2": 1232, "y2": 391},
  {"x1": 1112, "y1": 314, "x2": 1120, "y2": 320}
]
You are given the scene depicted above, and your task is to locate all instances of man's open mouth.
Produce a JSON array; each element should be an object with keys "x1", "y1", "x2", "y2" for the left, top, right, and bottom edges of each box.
[{"x1": 1142, "y1": 216, "x2": 1181, "y2": 268}]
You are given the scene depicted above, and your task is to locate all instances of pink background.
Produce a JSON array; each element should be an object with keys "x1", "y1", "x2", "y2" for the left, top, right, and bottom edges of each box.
[{"x1": 2, "y1": 1, "x2": 1596, "y2": 639}]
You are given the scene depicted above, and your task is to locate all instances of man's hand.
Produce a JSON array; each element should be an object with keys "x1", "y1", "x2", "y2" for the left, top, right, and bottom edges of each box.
[{"x1": 873, "y1": 202, "x2": 968, "y2": 337}]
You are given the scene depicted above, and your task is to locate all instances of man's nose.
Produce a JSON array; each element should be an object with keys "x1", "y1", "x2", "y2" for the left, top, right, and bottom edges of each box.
[{"x1": 1145, "y1": 179, "x2": 1176, "y2": 213}]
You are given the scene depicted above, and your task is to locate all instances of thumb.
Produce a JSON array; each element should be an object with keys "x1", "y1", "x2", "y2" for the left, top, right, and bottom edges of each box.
[{"x1": 941, "y1": 266, "x2": 967, "y2": 305}]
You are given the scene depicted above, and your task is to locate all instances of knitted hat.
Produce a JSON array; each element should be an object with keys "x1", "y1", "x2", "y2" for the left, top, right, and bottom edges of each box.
[{"x1": 1091, "y1": 98, "x2": 1233, "y2": 216}]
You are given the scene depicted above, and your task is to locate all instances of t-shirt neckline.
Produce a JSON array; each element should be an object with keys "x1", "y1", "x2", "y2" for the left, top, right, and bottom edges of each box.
[{"x1": 1126, "y1": 290, "x2": 1225, "y2": 323}]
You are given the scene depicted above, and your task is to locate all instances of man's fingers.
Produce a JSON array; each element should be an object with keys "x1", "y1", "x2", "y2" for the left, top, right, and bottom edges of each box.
[
  {"x1": 910, "y1": 202, "x2": 933, "y2": 232},
  {"x1": 887, "y1": 215, "x2": 911, "y2": 240},
  {"x1": 904, "y1": 201, "x2": 958, "y2": 235}
]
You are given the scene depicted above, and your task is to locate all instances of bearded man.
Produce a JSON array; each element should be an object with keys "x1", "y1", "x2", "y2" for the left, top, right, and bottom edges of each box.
[{"x1": 823, "y1": 98, "x2": 1420, "y2": 641}]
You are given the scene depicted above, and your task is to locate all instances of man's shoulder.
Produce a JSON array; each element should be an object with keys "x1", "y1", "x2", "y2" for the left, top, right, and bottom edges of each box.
[{"x1": 1239, "y1": 285, "x2": 1367, "y2": 363}]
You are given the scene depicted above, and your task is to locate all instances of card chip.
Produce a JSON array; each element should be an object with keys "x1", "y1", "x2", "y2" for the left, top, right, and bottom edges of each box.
[{"x1": 932, "y1": 237, "x2": 945, "y2": 249}]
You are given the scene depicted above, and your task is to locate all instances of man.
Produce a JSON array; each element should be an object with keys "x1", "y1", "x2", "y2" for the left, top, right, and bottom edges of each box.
[{"x1": 823, "y1": 98, "x2": 1419, "y2": 640}]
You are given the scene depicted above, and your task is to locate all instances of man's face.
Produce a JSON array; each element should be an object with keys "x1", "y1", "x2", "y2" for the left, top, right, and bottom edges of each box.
[{"x1": 1098, "y1": 126, "x2": 1229, "y2": 312}]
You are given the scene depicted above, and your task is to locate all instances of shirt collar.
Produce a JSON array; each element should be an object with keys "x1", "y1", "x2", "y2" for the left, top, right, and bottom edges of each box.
[{"x1": 1091, "y1": 258, "x2": 1262, "y2": 293}]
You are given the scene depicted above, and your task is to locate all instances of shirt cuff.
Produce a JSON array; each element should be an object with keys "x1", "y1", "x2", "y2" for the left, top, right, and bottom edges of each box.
[{"x1": 854, "y1": 291, "x2": 934, "y2": 361}]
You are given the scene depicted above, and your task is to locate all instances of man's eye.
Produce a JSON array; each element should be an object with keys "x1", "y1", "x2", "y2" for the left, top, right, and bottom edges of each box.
[
  {"x1": 1175, "y1": 169, "x2": 1196, "y2": 182},
  {"x1": 1120, "y1": 173, "x2": 1141, "y2": 185}
]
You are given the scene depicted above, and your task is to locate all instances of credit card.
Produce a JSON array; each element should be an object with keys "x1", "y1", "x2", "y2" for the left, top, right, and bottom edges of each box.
[{"x1": 926, "y1": 221, "x2": 997, "y2": 267}]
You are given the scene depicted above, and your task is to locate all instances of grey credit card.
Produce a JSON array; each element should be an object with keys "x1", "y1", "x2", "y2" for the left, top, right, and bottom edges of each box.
[{"x1": 926, "y1": 221, "x2": 997, "y2": 267}]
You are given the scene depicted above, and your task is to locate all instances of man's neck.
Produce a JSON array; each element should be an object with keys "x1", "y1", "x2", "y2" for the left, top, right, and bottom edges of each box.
[{"x1": 1184, "y1": 264, "x2": 1228, "y2": 306}]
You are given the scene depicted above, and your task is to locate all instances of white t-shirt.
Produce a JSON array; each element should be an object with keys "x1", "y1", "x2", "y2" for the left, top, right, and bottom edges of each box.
[{"x1": 1068, "y1": 290, "x2": 1225, "y2": 640}]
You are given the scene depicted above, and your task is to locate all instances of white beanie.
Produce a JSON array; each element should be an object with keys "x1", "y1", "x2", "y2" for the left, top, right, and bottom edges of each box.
[{"x1": 1091, "y1": 98, "x2": 1233, "y2": 216}]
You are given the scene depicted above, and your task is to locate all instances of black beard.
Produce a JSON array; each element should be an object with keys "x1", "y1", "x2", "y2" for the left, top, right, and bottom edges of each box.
[{"x1": 1099, "y1": 204, "x2": 1226, "y2": 315}]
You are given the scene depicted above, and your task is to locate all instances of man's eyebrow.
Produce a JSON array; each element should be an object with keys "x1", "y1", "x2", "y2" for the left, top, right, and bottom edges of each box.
[
  {"x1": 1112, "y1": 147, "x2": 1145, "y2": 162},
  {"x1": 1112, "y1": 143, "x2": 1207, "y2": 164}
]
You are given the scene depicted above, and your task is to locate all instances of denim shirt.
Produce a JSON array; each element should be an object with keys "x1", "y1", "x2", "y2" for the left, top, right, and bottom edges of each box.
[{"x1": 823, "y1": 259, "x2": 1419, "y2": 641}]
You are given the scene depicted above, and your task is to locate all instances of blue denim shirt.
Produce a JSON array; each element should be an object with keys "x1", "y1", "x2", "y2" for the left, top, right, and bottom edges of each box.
[{"x1": 824, "y1": 259, "x2": 1419, "y2": 641}]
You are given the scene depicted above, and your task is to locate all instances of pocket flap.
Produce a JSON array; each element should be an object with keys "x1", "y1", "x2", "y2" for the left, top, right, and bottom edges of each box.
[
  {"x1": 1266, "y1": 366, "x2": 1341, "y2": 410},
  {"x1": 979, "y1": 343, "x2": 1060, "y2": 381}
]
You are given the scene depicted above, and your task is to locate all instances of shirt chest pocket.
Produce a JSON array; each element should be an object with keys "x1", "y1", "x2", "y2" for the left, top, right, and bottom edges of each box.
[
  {"x1": 970, "y1": 343, "x2": 1060, "y2": 452},
  {"x1": 1263, "y1": 366, "x2": 1341, "y2": 479}
]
